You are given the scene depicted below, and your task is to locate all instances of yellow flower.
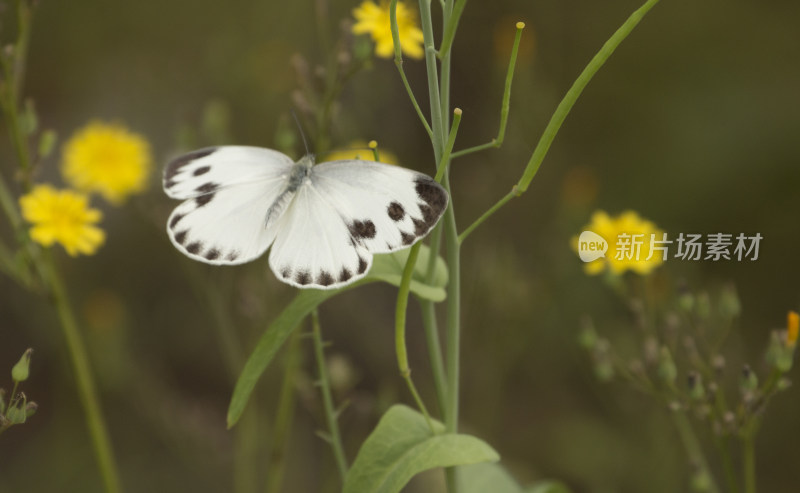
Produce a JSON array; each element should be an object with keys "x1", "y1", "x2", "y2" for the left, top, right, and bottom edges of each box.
[
  {"x1": 325, "y1": 140, "x2": 399, "y2": 165},
  {"x1": 352, "y1": 1, "x2": 424, "y2": 60},
  {"x1": 573, "y1": 210, "x2": 665, "y2": 276},
  {"x1": 62, "y1": 121, "x2": 152, "y2": 204},
  {"x1": 787, "y1": 311, "x2": 799, "y2": 347},
  {"x1": 20, "y1": 185, "x2": 105, "y2": 256}
]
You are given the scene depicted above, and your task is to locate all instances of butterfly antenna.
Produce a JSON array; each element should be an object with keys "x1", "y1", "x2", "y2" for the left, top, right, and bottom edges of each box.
[{"x1": 291, "y1": 110, "x2": 311, "y2": 156}]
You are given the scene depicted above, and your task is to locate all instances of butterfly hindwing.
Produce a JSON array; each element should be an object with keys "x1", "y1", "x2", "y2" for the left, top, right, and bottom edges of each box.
[
  {"x1": 310, "y1": 160, "x2": 449, "y2": 254},
  {"x1": 167, "y1": 181, "x2": 286, "y2": 265},
  {"x1": 267, "y1": 182, "x2": 372, "y2": 289}
]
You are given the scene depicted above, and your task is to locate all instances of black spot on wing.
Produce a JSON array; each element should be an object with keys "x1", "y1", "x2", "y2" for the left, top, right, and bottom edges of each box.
[
  {"x1": 412, "y1": 218, "x2": 426, "y2": 236},
  {"x1": 296, "y1": 271, "x2": 311, "y2": 286},
  {"x1": 415, "y1": 177, "x2": 448, "y2": 227},
  {"x1": 317, "y1": 271, "x2": 334, "y2": 287},
  {"x1": 349, "y1": 220, "x2": 376, "y2": 239},
  {"x1": 186, "y1": 242, "x2": 203, "y2": 255},
  {"x1": 227, "y1": 251, "x2": 239, "y2": 262},
  {"x1": 205, "y1": 249, "x2": 220, "y2": 261},
  {"x1": 169, "y1": 213, "x2": 185, "y2": 229},
  {"x1": 165, "y1": 147, "x2": 218, "y2": 182},
  {"x1": 195, "y1": 182, "x2": 219, "y2": 194},
  {"x1": 339, "y1": 267, "x2": 352, "y2": 283},
  {"x1": 193, "y1": 166, "x2": 211, "y2": 176},
  {"x1": 388, "y1": 202, "x2": 405, "y2": 221},
  {"x1": 357, "y1": 257, "x2": 368, "y2": 274},
  {"x1": 401, "y1": 232, "x2": 415, "y2": 245},
  {"x1": 174, "y1": 231, "x2": 188, "y2": 245},
  {"x1": 195, "y1": 193, "x2": 215, "y2": 207}
]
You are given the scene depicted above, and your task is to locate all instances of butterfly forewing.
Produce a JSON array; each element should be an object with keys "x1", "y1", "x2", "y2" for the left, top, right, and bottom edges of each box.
[
  {"x1": 163, "y1": 146, "x2": 293, "y2": 199},
  {"x1": 310, "y1": 160, "x2": 449, "y2": 254}
]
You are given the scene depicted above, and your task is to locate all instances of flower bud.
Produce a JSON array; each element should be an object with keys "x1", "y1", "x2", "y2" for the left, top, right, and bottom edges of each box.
[
  {"x1": 740, "y1": 365, "x2": 758, "y2": 392},
  {"x1": 687, "y1": 371, "x2": 705, "y2": 401},
  {"x1": 11, "y1": 348, "x2": 32, "y2": 383},
  {"x1": 658, "y1": 346, "x2": 677, "y2": 386}
]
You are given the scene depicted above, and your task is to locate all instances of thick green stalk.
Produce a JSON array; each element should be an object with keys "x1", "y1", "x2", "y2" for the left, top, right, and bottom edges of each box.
[
  {"x1": 311, "y1": 309, "x2": 349, "y2": 482},
  {"x1": 417, "y1": 0, "x2": 445, "y2": 159},
  {"x1": 45, "y1": 253, "x2": 123, "y2": 493}
]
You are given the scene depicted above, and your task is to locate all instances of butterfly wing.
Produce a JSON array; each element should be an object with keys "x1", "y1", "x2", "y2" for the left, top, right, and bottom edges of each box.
[
  {"x1": 267, "y1": 160, "x2": 448, "y2": 289},
  {"x1": 164, "y1": 146, "x2": 293, "y2": 264},
  {"x1": 268, "y1": 182, "x2": 372, "y2": 288},
  {"x1": 311, "y1": 160, "x2": 449, "y2": 254}
]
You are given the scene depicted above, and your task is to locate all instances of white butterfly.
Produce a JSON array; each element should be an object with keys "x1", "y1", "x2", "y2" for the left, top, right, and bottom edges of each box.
[{"x1": 163, "y1": 146, "x2": 449, "y2": 290}]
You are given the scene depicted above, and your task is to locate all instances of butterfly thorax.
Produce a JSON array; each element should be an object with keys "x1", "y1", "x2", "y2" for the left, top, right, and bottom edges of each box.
[
  {"x1": 287, "y1": 155, "x2": 315, "y2": 192},
  {"x1": 265, "y1": 155, "x2": 315, "y2": 229}
]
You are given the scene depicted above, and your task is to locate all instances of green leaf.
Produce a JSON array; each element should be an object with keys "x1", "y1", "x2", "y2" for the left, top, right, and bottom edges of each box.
[
  {"x1": 525, "y1": 480, "x2": 573, "y2": 493},
  {"x1": 343, "y1": 405, "x2": 499, "y2": 493},
  {"x1": 227, "y1": 245, "x2": 446, "y2": 428},
  {"x1": 227, "y1": 287, "x2": 344, "y2": 428},
  {"x1": 457, "y1": 462, "x2": 522, "y2": 493},
  {"x1": 368, "y1": 243, "x2": 448, "y2": 302}
]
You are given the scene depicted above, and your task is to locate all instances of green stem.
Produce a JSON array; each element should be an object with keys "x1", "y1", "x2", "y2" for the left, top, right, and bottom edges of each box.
[
  {"x1": 458, "y1": 0, "x2": 661, "y2": 238},
  {"x1": 418, "y1": 0, "x2": 445, "y2": 159},
  {"x1": 394, "y1": 242, "x2": 435, "y2": 431},
  {"x1": 742, "y1": 432, "x2": 756, "y2": 493},
  {"x1": 420, "y1": 300, "x2": 448, "y2": 418},
  {"x1": 422, "y1": 222, "x2": 448, "y2": 419},
  {"x1": 200, "y1": 275, "x2": 259, "y2": 493},
  {"x1": 518, "y1": 0, "x2": 660, "y2": 191},
  {"x1": 311, "y1": 309, "x2": 348, "y2": 482},
  {"x1": 434, "y1": 109, "x2": 461, "y2": 182},
  {"x1": 714, "y1": 436, "x2": 739, "y2": 493},
  {"x1": 451, "y1": 22, "x2": 524, "y2": 159},
  {"x1": 265, "y1": 329, "x2": 301, "y2": 493},
  {"x1": 442, "y1": 179, "x2": 460, "y2": 436},
  {"x1": 390, "y1": 0, "x2": 433, "y2": 139},
  {"x1": 458, "y1": 188, "x2": 516, "y2": 244},
  {"x1": 671, "y1": 410, "x2": 719, "y2": 493},
  {"x1": 44, "y1": 252, "x2": 123, "y2": 493},
  {"x1": 437, "y1": 0, "x2": 467, "y2": 58}
]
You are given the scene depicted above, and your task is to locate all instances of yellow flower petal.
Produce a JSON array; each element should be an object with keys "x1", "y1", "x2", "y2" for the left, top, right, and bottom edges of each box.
[
  {"x1": 62, "y1": 121, "x2": 152, "y2": 204},
  {"x1": 20, "y1": 185, "x2": 105, "y2": 256},
  {"x1": 572, "y1": 209, "x2": 665, "y2": 276},
  {"x1": 351, "y1": 1, "x2": 424, "y2": 60}
]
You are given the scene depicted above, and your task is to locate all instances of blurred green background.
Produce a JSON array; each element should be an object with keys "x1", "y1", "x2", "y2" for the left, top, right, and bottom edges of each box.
[{"x1": 1, "y1": 0, "x2": 799, "y2": 492}]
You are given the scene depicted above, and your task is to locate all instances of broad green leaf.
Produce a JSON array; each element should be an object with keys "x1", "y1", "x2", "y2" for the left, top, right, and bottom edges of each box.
[
  {"x1": 369, "y1": 243, "x2": 448, "y2": 302},
  {"x1": 525, "y1": 481, "x2": 573, "y2": 493},
  {"x1": 457, "y1": 462, "x2": 522, "y2": 493},
  {"x1": 343, "y1": 405, "x2": 499, "y2": 493},
  {"x1": 227, "y1": 245, "x2": 447, "y2": 428}
]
